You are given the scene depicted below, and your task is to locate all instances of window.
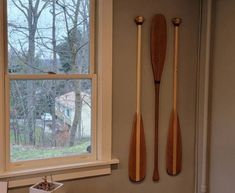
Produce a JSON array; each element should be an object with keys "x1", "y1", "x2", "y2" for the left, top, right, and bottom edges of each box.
[{"x1": 0, "y1": 0, "x2": 117, "y2": 187}]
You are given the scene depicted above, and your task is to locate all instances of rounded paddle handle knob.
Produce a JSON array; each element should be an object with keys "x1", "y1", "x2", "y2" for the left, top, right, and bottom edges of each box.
[
  {"x1": 135, "y1": 16, "x2": 145, "y2": 25},
  {"x1": 172, "y1": 18, "x2": 182, "y2": 26}
]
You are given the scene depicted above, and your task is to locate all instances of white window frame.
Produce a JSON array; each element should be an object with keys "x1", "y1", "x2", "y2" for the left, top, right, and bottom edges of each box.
[
  {"x1": 0, "y1": 0, "x2": 118, "y2": 188},
  {"x1": 194, "y1": 0, "x2": 213, "y2": 193}
]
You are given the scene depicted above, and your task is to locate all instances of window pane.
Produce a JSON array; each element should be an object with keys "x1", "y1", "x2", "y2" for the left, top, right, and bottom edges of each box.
[
  {"x1": 7, "y1": 0, "x2": 91, "y2": 74},
  {"x1": 10, "y1": 79, "x2": 92, "y2": 162}
]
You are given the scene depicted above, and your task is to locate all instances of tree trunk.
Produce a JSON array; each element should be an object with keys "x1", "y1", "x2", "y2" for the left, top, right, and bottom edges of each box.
[
  {"x1": 51, "y1": 0, "x2": 57, "y2": 147},
  {"x1": 26, "y1": 0, "x2": 38, "y2": 145},
  {"x1": 69, "y1": 85, "x2": 82, "y2": 146}
]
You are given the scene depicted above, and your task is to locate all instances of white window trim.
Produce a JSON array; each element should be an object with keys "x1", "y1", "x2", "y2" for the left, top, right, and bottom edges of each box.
[
  {"x1": 194, "y1": 0, "x2": 213, "y2": 193},
  {"x1": 0, "y1": 0, "x2": 118, "y2": 188}
]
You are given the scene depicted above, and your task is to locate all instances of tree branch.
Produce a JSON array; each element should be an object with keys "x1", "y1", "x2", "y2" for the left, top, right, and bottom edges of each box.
[{"x1": 12, "y1": 0, "x2": 28, "y2": 19}]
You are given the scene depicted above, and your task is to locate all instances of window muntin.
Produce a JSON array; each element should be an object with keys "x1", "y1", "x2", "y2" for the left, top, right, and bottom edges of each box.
[{"x1": 5, "y1": 0, "x2": 96, "y2": 166}]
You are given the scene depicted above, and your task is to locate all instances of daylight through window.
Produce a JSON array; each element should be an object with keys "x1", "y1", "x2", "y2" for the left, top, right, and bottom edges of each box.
[{"x1": 6, "y1": 0, "x2": 95, "y2": 163}]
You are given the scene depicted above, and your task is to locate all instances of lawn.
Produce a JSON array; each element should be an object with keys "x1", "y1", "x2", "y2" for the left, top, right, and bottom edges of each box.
[{"x1": 11, "y1": 140, "x2": 90, "y2": 162}]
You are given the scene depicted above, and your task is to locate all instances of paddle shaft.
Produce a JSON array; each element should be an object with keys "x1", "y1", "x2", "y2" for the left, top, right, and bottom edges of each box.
[
  {"x1": 173, "y1": 20, "x2": 180, "y2": 114},
  {"x1": 153, "y1": 83, "x2": 160, "y2": 180},
  {"x1": 136, "y1": 19, "x2": 142, "y2": 115}
]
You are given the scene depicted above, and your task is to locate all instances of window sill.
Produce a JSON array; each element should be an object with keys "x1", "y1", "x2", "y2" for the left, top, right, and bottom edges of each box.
[{"x1": 0, "y1": 158, "x2": 119, "y2": 188}]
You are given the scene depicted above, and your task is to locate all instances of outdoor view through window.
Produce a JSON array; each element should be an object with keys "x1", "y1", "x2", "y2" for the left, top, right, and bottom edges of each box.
[{"x1": 7, "y1": 0, "x2": 92, "y2": 162}]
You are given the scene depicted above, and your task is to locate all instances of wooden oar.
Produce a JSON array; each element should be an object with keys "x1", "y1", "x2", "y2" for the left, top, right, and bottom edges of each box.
[
  {"x1": 129, "y1": 16, "x2": 146, "y2": 182},
  {"x1": 150, "y1": 14, "x2": 167, "y2": 181},
  {"x1": 166, "y1": 18, "x2": 182, "y2": 176}
]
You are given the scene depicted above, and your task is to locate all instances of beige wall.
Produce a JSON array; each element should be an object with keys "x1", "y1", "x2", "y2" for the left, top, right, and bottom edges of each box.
[
  {"x1": 9, "y1": 0, "x2": 199, "y2": 192},
  {"x1": 209, "y1": 0, "x2": 235, "y2": 193}
]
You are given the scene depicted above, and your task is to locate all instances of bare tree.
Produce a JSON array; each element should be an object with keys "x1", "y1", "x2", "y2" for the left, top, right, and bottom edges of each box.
[
  {"x1": 9, "y1": 0, "x2": 50, "y2": 145},
  {"x1": 9, "y1": 0, "x2": 90, "y2": 150},
  {"x1": 56, "y1": 0, "x2": 90, "y2": 146}
]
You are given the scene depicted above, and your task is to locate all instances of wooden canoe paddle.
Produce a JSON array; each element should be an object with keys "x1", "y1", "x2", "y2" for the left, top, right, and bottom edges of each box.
[
  {"x1": 129, "y1": 16, "x2": 146, "y2": 182},
  {"x1": 150, "y1": 14, "x2": 167, "y2": 181},
  {"x1": 166, "y1": 18, "x2": 182, "y2": 176}
]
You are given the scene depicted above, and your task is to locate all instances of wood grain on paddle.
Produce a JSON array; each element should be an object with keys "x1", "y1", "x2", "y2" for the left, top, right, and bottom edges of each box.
[
  {"x1": 150, "y1": 14, "x2": 167, "y2": 181},
  {"x1": 166, "y1": 18, "x2": 182, "y2": 176},
  {"x1": 129, "y1": 16, "x2": 146, "y2": 182}
]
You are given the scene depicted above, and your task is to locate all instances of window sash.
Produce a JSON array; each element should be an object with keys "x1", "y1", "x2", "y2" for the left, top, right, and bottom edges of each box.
[
  {"x1": 2, "y1": 0, "x2": 97, "y2": 170},
  {"x1": 5, "y1": 74, "x2": 97, "y2": 170},
  {"x1": 6, "y1": 0, "x2": 95, "y2": 75}
]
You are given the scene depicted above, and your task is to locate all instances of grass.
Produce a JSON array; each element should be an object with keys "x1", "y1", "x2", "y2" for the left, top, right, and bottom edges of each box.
[{"x1": 11, "y1": 140, "x2": 90, "y2": 162}]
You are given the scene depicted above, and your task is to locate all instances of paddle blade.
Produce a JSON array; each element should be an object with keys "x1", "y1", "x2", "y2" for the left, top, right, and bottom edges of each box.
[
  {"x1": 150, "y1": 14, "x2": 167, "y2": 82},
  {"x1": 129, "y1": 113, "x2": 146, "y2": 182},
  {"x1": 166, "y1": 111, "x2": 182, "y2": 176}
]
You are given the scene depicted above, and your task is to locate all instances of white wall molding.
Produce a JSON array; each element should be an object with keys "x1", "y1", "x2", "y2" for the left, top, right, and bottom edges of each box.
[{"x1": 195, "y1": 0, "x2": 213, "y2": 192}]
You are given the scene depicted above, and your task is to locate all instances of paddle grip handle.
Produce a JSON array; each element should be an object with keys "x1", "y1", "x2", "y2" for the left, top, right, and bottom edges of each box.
[
  {"x1": 172, "y1": 18, "x2": 182, "y2": 26},
  {"x1": 135, "y1": 16, "x2": 145, "y2": 25}
]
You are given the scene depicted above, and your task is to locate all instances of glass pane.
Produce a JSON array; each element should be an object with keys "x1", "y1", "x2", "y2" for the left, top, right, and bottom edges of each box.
[
  {"x1": 7, "y1": 0, "x2": 91, "y2": 74},
  {"x1": 10, "y1": 79, "x2": 92, "y2": 162}
]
